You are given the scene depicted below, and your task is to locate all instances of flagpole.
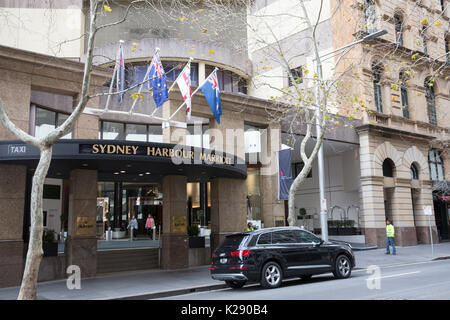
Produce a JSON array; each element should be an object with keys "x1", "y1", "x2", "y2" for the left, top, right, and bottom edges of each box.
[
  {"x1": 104, "y1": 40, "x2": 124, "y2": 111},
  {"x1": 128, "y1": 47, "x2": 160, "y2": 115},
  {"x1": 144, "y1": 57, "x2": 193, "y2": 120},
  {"x1": 167, "y1": 57, "x2": 194, "y2": 93}
]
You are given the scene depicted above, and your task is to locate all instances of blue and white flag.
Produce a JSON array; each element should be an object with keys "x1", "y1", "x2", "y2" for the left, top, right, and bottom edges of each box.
[
  {"x1": 277, "y1": 149, "x2": 293, "y2": 200},
  {"x1": 147, "y1": 52, "x2": 168, "y2": 107},
  {"x1": 116, "y1": 45, "x2": 125, "y2": 104},
  {"x1": 201, "y1": 70, "x2": 222, "y2": 124}
]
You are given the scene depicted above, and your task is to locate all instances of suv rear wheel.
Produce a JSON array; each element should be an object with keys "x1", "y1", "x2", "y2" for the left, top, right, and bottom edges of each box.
[
  {"x1": 333, "y1": 255, "x2": 352, "y2": 279},
  {"x1": 260, "y1": 261, "x2": 283, "y2": 289},
  {"x1": 225, "y1": 280, "x2": 246, "y2": 289}
]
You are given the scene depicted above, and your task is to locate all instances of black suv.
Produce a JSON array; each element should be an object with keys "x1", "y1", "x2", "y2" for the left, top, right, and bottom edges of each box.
[{"x1": 210, "y1": 226, "x2": 355, "y2": 289}]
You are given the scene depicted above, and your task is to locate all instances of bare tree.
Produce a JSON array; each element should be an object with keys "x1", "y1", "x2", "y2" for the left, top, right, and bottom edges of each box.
[{"x1": 0, "y1": 0, "x2": 164, "y2": 300}]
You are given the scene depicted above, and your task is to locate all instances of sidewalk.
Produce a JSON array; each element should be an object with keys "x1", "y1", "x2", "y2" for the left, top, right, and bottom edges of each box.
[{"x1": 0, "y1": 242, "x2": 449, "y2": 300}]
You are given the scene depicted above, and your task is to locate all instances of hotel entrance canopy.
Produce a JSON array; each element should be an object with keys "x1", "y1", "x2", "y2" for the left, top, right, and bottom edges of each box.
[{"x1": 0, "y1": 140, "x2": 247, "y2": 182}]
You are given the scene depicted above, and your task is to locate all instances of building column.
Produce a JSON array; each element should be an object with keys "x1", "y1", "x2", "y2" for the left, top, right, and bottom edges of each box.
[
  {"x1": 209, "y1": 115, "x2": 246, "y2": 251},
  {"x1": 65, "y1": 169, "x2": 98, "y2": 278},
  {"x1": 161, "y1": 175, "x2": 188, "y2": 269},
  {"x1": 260, "y1": 123, "x2": 284, "y2": 227},
  {"x1": 161, "y1": 98, "x2": 189, "y2": 269},
  {"x1": 412, "y1": 181, "x2": 439, "y2": 244},
  {"x1": 390, "y1": 183, "x2": 417, "y2": 246},
  {"x1": 0, "y1": 164, "x2": 27, "y2": 288},
  {"x1": 359, "y1": 177, "x2": 387, "y2": 247}
]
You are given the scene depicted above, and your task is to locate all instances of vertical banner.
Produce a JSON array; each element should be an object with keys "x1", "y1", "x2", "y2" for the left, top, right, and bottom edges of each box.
[{"x1": 277, "y1": 149, "x2": 293, "y2": 200}]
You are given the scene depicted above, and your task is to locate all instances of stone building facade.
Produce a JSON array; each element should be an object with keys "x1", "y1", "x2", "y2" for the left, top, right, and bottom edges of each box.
[{"x1": 331, "y1": 0, "x2": 450, "y2": 246}]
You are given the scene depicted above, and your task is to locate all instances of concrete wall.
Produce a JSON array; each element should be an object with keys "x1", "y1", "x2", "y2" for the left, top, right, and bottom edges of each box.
[{"x1": 0, "y1": 1, "x2": 84, "y2": 58}]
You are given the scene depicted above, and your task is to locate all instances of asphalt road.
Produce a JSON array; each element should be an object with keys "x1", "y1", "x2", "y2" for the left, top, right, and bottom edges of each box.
[{"x1": 156, "y1": 259, "x2": 450, "y2": 300}]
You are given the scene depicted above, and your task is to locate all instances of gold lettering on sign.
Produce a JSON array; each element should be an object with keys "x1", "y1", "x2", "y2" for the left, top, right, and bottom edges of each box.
[
  {"x1": 132, "y1": 146, "x2": 139, "y2": 155},
  {"x1": 92, "y1": 144, "x2": 99, "y2": 154},
  {"x1": 162, "y1": 148, "x2": 169, "y2": 157},
  {"x1": 147, "y1": 147, "x2": 155, "y2": 156}
]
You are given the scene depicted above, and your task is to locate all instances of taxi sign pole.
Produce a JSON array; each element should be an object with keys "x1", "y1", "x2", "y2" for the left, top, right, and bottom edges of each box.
[{"x1": 424, "y1": 206, "x2": 434, "y2": 259}]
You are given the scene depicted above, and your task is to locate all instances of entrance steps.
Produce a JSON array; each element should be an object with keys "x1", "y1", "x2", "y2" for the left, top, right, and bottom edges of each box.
[{"x1": 97, "y1": 248, "x2": 159, "y2": 274}]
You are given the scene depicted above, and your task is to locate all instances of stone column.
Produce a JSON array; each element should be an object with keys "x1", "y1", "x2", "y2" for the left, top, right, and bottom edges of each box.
[
  {"x1": 390, "y1": 182, "x2": 417, "y2": 246},
  {"x1": 358, "y1": 131, "x2": 387, "y2": 247},
  {"x1": 412, "y1": 181, "x2": 438, "y2": 244},
  {"x1": 0, "y1": 73, "x2": 30, "y2": 287},
  {"x1": 160, "y1": 98, "x2": 189, "y2": 269},
  {"x1": 0, "y1": 165, "x2": 27, "y2": 288},
  {"x1": 209, "y1": 115, "x2": 246, "y2": 251},
  {"x1": 260, "y1": 123, "x2": 284, "y2": 227},
  {"x1": 161, "y1": 175, "x2": 188, "y2": 269},
  {"x1": 65, "y1": 169, "x2": 98, "y2": 278}
]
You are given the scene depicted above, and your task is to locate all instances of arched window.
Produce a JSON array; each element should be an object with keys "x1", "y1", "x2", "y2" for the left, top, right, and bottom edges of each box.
[
  {"x1": 372, "y1": 63, "x2": 383, "y2": 112},
  {"x1": 410, "y1": 163, "x2": 419, "y2": 180},
  {"x1": 364, "y1": 0, "x2": 377, "y2": 33},
  {"x1": 425, "y1": 78, "x2": 437, "y2": 125},
  {"x1": 394, "y1": 14, "x2": 403, "y2": 46},
  {"x1": 383, "y1": 158, "x2": 395, "y2": 177},
  {"x1": 399, "y1": 72, "x2": 409, "y2": 118}
]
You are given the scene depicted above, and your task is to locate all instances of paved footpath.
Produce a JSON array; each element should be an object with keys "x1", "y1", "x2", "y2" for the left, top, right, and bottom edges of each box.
[{"x1": 0, "y1": 242, "x2": 449, "y2": 300}]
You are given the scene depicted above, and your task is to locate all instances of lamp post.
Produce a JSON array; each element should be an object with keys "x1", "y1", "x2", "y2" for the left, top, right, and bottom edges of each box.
[{"x1": 314, "y1": 30, "x2": 387, "y2": 242}]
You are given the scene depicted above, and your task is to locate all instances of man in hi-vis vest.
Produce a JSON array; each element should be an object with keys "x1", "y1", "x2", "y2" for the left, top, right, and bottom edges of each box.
[{"x1": 385, "y1": 219, "x2": 396, "y2": 255}]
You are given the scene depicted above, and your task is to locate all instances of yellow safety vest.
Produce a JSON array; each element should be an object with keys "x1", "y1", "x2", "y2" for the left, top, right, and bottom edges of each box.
[{"x1": 386, "y1": 224, "x2": 395, "y2": 237}]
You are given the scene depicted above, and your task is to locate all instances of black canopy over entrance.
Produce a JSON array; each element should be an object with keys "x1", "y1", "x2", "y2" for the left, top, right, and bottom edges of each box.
[{"x1": 0, "y1": 140, "x2": 247, "y2": 182}]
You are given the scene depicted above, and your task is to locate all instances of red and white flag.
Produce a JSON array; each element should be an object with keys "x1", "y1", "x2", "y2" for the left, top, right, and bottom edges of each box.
[{"x1": 176, "y1": 62, "x2": 192, "y2": 120}]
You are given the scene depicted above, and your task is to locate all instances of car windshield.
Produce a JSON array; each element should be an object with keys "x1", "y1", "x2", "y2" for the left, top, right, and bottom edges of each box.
[{"x1": 217, "y1": 234, "x2": 248, "y2": 251}]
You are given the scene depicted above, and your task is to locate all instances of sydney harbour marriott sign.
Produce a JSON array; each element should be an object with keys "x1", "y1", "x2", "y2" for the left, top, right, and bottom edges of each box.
[{"x1": 85, "y1": 142, "x2": 235, "y2": 165}]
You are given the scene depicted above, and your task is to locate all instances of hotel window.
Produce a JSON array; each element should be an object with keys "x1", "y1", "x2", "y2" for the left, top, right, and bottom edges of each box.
[
  {"x1": 205, "y1": 65, "x2": 247, "y2": 94},
  {"x1": 101, "y1": 121, "x2": 125, "y2": 140},
  {"x1": 422, "y1": 26, "x2": 428, "y2": 55},
  {"x1": 288, "y1": 66, "x2": 303, "y2": 87},
  {"x1": 148, "y1": 124, "x2": 163, "y2": 143},
  {"x1": 292, "y1": 162, "x2": 312, "y2": 178},
  {"x1": 441, "y1": 0, "x2": 446, "y2": 12},
  {"x1": 400, "y1": 72, "x2": 409, "y2": 119},
  {"x1": 411, "y1": 163, "x2": 419, "y2": 180},
  {"x1": 364, "y1": 0, "x2": 377, "y2": 33},
  {"x1": 34, "y1": 106, "x2": 72, "y2": 139},
  {"x1": 382, "y1": 158, "x2": 395, "y2": 177},
  {"x1": 429, "y1": 149, "x2": 444, "y2": 181},
  {"x1": 445, "y1": 36, "x2": 450, "y2": 63},
  {"x1": 394, "y1": 14, "x2": 403, "y2": 46},
  {"x1": 125, "y1": 123, "x2": 147, "y2": 142},
  {"x1": 372, "y1": 63, "x2": 383, "y2": 113},
  {"x1": 425, "y1": 78, "x2": 437, "y2": 125},
  {"x1": 100, "y1": 121, "x2": 163, "y2": 142}
]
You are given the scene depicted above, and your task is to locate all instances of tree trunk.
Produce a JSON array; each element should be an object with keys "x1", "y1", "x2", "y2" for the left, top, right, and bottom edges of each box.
[{"x1": 17, "y1": 146, "x2": 52, "y2": 300}]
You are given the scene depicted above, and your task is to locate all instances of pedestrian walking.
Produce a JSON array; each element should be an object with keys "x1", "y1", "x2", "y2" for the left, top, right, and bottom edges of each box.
[
  {"x1": 145, "y1": 214, "x2": 155, "y2": 239},
  {"x1": 246, "y1": 222, "x2": 254, "y2": 232},
  {"x1": 385, "y1": 219, "x2": 396, "y2": 255},
  {"x1": 128, "y1": 215, "x2": 138, "y2": 240}
]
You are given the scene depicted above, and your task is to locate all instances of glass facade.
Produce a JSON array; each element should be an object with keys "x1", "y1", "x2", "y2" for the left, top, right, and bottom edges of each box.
[
  {"x1": 34, "y1": 107, "x2": 72, "y2": 139},
  {"x1": 100, "y1": 121, "x2": 163, "y2": 142},
  {"x1": 97, "y1": 182, "x2": 163, "y2": 240},
  {"x1": 246, "y1": 167, "x2": 262, "y2": 222}
]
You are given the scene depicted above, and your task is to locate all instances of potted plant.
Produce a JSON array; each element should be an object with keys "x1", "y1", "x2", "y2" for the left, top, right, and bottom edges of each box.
[
  {"x1": 187, "y1": 225, "x2": 205, "y2": 248},
  {"x1": 42, "y1": 229, "x2": 58, "y2": 257}
]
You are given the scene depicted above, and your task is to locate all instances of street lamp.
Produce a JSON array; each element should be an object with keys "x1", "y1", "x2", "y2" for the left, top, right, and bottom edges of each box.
[{"x1": 314, "y1": 30, "x2": 387, "y2": 242}]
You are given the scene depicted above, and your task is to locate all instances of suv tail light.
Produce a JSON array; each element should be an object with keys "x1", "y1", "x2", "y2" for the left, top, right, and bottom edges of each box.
[{"x1": 230, "y1": 250, "x2": 250, "y2": 257}]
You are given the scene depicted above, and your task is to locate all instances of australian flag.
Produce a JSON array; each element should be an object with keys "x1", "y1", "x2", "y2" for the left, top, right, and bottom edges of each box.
[
  {"x1": 201, "y1": 70, "x2": 222, "y2": 124},
  {"x1": 147, "y1": 53, "x2": 168, "y2": 108},
  {"x1": 116, "y1": 45, "x2": 125, "y2": 104}
]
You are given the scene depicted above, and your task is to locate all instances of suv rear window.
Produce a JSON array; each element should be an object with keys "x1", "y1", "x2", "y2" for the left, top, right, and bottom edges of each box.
[{"x1": 218, "y1": 234, "x2": 248, "y2": 250}]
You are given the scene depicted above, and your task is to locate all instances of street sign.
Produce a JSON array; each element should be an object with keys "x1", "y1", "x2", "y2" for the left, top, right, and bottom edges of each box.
[
  {"x1": 424, "y1": 205, "x2": 433, "y2": 216},
  {"x1": 321, "y1": 199, "x2": 327, "y2": 211}
]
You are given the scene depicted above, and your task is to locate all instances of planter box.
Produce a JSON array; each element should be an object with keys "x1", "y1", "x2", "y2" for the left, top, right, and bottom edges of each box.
[
  {"x1": 189, "y1": 236, "x2": 205, "y2": 248},
  {"x1": 43, "y1": 242, "x2": 58, "y2": 257},
  {"x1": 328, "y1": 227, "x2": 358, "y2": 236}
]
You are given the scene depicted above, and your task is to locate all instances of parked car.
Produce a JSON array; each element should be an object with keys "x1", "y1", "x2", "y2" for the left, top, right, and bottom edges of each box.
[{"x1": 210, "y1": 226, "x2": 355, "y2": 289}]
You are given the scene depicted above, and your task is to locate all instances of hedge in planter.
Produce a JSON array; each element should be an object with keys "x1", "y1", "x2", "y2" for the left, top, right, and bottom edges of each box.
[{"x1": 187, "y1": 225, "x2": 205, "y2": 248}]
